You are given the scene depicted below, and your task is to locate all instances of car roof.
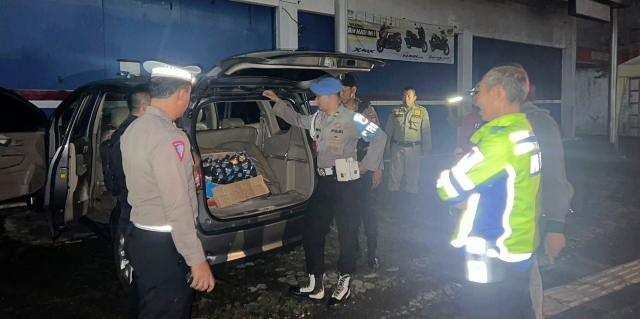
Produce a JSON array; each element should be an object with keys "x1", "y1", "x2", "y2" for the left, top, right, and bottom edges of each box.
[{"x1": 76, "y1": 76, "x2": 150, "y2": 90}]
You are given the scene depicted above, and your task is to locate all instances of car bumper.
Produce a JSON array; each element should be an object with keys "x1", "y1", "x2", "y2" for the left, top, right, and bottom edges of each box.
[{"x1": 198, "y1": 213, "x2": 304, "y2": 265}]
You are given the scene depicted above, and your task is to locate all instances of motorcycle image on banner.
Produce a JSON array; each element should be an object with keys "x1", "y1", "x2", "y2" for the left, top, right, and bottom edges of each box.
[
  {"x1": 346, "y1": 10, "x2": 454, "y2": 64},
  {"x1": 429, "y1": 28, "x2": 452, "y2": 56},
  {"x1": 377, "y1": 23, "x2": 403, "y2": 53},
  {"x1": 405, "y1": 24, "x2": 428, "y2": 53}
]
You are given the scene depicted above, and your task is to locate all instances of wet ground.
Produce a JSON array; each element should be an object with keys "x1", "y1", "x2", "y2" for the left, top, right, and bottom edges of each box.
[{"x1": 2, "y1": 136, "x2": 640, "y2": 319}]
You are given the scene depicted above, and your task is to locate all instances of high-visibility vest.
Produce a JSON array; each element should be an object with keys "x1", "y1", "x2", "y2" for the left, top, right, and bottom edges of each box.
[{"x1": 437, "y1": 113, "x2": 541, "y2": 264}]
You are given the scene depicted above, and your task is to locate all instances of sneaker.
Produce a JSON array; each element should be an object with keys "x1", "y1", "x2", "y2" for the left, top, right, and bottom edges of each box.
[
  {"x1": 289, "y1": 274, "x2": 325, "y2": 302},
  {"x1": 328, "y1": 274, "x2": 351, "y2": 306}
]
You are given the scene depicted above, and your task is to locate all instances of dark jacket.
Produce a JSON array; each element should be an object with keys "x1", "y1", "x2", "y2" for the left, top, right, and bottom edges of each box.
[
  {"x1": 101, "y1": 114, "x2": 138, "y2": 220},
  {"x1": 522, "y1": 102, "x2": 574, "y2": 234}
]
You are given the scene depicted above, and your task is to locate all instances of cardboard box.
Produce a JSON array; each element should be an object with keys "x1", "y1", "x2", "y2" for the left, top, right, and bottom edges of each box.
[{"x1": 203, "y1": 151, "x2": 270, "y2": 208}]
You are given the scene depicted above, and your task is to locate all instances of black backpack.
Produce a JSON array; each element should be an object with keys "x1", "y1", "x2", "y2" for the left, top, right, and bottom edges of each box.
[{"x1": 100, "y1": 137, "x2": 120, "y2": 196}]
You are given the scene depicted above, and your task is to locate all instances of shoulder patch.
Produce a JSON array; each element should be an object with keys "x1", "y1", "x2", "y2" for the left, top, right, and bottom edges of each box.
[
  {"x1": 414, "y1": 110, "x2": 421, "y2": 115},
  {"x1": 351, "y1": 112, "x2": 380, "y2": 142},
  {"x1": 172, "y1": 141, "x2": 186, "y2": 162}
]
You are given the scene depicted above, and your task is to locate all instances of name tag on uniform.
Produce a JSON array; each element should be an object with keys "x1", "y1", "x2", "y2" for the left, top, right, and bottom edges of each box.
[{"x1": 351, "y1": 113, "x2": 380, "y2": 142}]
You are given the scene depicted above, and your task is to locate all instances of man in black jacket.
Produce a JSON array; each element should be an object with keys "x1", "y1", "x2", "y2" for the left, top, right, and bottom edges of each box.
[{"x1": 101, "y1": 84, "x2": 151, "y2": 228}]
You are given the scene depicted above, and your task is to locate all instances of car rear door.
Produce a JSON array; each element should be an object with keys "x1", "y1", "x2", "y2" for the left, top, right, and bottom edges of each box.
[
  {"x1": 44, "y1": 88, "x2": 100, "y2": 238},
  {"x1": 0, "y1": 88, "x2": 48, "y2": 203}
]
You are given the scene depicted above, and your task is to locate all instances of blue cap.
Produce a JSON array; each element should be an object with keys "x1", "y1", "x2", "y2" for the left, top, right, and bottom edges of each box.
[{"x1": 310, "y1": 77, "x2": 343, "y2": 96}]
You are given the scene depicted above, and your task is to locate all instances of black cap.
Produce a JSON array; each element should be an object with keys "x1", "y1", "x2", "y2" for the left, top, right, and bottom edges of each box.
[{"x1": 340, "y1": 73, "x2": 358, "y2": 87}]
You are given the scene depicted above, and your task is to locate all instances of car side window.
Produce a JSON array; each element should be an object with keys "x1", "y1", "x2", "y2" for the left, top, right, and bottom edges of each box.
[
  {"x1": 0, "y1": 93, "x2": 45, "y2": 133},
  {"x1": 71, "y1": 90, "x2": 101, "y2": 140},
  {"x1": 58, "y1": 95, "x2": 87, "y2": 142},
  {"x1": 228, "y1": 101, "x2": 261, "y2": 124}
]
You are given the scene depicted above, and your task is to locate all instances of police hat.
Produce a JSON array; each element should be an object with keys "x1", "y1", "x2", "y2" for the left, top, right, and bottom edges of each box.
[
  {"x1": 143, "y1": 60, "x2": 201, "y2": 82},
  {"x1": 340, "y1": 73, "x2": 358, "y2": 87},
  {"x1": 310, "y1": 77, "x2": 343, "y2": 96}
]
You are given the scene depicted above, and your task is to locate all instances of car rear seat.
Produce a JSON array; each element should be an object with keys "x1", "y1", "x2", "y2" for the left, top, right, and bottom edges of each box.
[
  {"x1": 195, "y1": 118, "x2": 257, "y2": 150},
  {"x1": 195, "y1": 110, "x2": 207, "y2": 131},
  {"x1": 101, "y1": 108, "x2": 130, "y2": 143}
]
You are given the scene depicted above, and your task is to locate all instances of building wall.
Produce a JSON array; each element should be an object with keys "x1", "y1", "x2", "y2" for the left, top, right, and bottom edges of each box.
[
  {"x1": 296, "y1": 0, "x2": 569, "y2": 48},
  {"x1": 575, "y1": 67, "x2": 609, "y2": 135},
  {"x1": 0, "y1": 0, "x2": 274, "y2": 91}
]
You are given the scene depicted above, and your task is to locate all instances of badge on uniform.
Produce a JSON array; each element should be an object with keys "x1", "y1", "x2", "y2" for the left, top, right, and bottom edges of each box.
[
  {"x1": 414, "y1": 110, "x2": 421, "y2": 115},
  {"x1": 173, "y1": 141, "x2": 186, "y2": 162}
]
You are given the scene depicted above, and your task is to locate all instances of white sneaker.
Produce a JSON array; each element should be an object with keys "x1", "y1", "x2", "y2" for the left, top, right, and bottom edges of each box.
[
  {"x1": 289, "y1": 274, "x2": 325, "y2": 302},
  {"x1": 328, "y1": 274, "x2": 351, "y2": 306}
]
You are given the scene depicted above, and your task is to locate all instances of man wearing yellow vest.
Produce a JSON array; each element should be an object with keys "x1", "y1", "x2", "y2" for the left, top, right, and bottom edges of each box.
[{"x1": 437, "y1": 65, "x2": 539, "y2": 319}]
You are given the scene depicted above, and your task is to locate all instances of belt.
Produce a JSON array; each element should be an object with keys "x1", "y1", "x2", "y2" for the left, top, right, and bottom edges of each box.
[
  {"x1": 317, "y1": 166, "x2": 335, "y2": 177},
  {"x1": 133, "y1": 222, "x2": 172, "y2": 233},
  {"x1": 391, "y1": 139, "x2": 420, "y2": 147}
]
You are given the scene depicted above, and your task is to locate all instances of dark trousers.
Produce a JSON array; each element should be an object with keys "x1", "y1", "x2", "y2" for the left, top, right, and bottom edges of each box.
[
  {"x1": 303, "y1": 175, "x2": 359, "y2": 277},
  {"x1": 459, "y1": 260, "x2": 535, "y2": 319},
  {"x1": 356, "y1": 171, "x2": 378, "y2": 253},
  {"x1": 125, "y1": 226, "x2": 194, "y2": 319},
  {"x1": 118, "y1": 219, "x2": 139, "y2": 319}
]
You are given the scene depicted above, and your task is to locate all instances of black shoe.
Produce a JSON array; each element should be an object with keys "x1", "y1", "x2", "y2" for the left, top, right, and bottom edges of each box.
[
  {"x1": 289, "y1": 274, "x2": 325, "y2": 303},
  {"x1": 368, "y1": 255, "x2": 380, "y2": 271},
  {"x1": 328, "y1": 274, "x2": 351, "y2": 307}
]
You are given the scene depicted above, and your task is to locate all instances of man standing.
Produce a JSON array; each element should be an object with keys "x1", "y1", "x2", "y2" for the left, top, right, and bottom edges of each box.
[
  {"x1": 454, "y1": 85, "x2": 485, "y2": 160},
  {"x1": 263, "y1": 77, "x2": 386, "y2": 306},
  {"x1": 437, "y1": 65, "x2": 539, "y2": 319},
  {"x1": 99, "y1": 84, "x2": 150, "y2": 318},
  {"x1": 522, "y1": 83, "x2": 574, "y2": 319},
  {"x1": 102, "y1": 85, "x2": 151, "y2": 232},
  {"x1": 121, "y1": 62, "x2": 215, "y2": 319},
  {"x1": 385, "y1": 87, "x2": 432, "y2": 211},
  {"x1": 339, "y1": 73, "x2": 382, "y2": 271}
]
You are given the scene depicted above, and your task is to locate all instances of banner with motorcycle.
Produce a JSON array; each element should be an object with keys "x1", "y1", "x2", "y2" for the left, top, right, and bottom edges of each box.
[{"x1": 347, "y1": 10, "x2": 455, "y2": 64}]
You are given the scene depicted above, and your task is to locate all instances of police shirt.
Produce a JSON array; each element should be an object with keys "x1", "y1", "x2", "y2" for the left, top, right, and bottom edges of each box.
[
  {"x1": 385, "y1": 104, "x2": 432, "y2": 150},
  {"x1": 120, "y1": 106, "x2": 205, "y2": 266},
  {"x1": 272, "y1": 100, "x2": 386, "y2": 172}
]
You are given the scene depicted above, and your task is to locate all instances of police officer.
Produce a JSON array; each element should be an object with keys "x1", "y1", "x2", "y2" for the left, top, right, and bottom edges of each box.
[
  {"x1": 339, "y1": 73, "x2": 382, "y2": 270},
  {"x1": 262, "y1": 77, "x2": 386, "y2": 306},
  {"x1": 121, "y1": 62, "x2": 215, "y2": 319},
  {"x1": 437, "y1": 65, "x2": 539, "y2": 319},
  {"x1": 385, "y1": 87, "x2": 432, "y2": 211}
]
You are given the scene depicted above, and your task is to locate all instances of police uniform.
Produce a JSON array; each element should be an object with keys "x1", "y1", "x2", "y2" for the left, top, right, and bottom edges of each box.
[
  {"x1": 385, "y1": 103, "x2": 432, "y2": 194},
  {"x1": 344, "y1": 96, "x2": 383, "y2": 270},
  {"x1": 120, "y1": 63, "x2": 204, "y2": 319},
  {"x1": 437, "y1": 113, "x2": 540, "y2": 319},
  {"x1": 270, "y1": 78, "x2": 386, "y2": 306}
]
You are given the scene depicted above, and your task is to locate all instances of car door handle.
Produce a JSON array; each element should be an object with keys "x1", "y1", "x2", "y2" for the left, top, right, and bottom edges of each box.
[{"x1": 0, "y1": 138, "x2": 11, "y2": 147}]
